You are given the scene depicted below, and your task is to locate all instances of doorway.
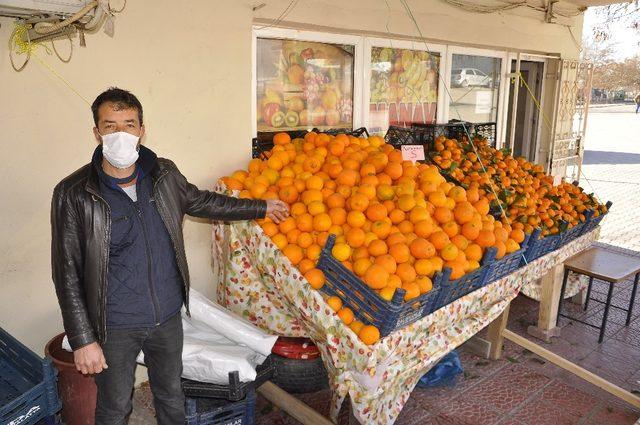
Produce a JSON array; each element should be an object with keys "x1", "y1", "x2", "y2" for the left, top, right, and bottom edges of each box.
[{"x1": 506, "y1": 60, "x2": 544, "y2": 162}]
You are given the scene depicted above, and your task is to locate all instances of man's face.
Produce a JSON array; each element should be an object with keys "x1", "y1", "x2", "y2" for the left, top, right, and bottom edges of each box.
[{"x1": 93, "y1": 102, "x2": 145, "y2": 142}]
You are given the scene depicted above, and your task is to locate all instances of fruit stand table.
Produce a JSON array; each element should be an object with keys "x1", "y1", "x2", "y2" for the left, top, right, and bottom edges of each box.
[
  {"x1": 518, "y1": 229, "x2": 600, "y2": 342},
  {"x1": 212, "y1": 192, "x2": 602, "y2": 424}
]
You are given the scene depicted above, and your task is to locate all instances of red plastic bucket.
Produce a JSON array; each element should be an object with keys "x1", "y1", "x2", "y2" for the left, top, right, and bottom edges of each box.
[
  {"x1": 45, "y1": 333, "x2": 97, "y2": 425},
  {"x1": 271, "y1": 337, "x2": 321, "y2": 359}
]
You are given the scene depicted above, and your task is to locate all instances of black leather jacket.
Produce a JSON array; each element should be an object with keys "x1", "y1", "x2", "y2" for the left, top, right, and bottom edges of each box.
[{"x1": 51, "y1": 154, "x2": 266, "y2": 350}]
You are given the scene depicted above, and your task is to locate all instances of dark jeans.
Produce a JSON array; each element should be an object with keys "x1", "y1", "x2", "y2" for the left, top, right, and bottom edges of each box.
[{"x1": 95, "y1": 313, "x2": 184, "y2": 425}]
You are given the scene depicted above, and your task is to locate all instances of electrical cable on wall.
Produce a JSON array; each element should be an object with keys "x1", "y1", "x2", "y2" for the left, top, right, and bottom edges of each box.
[
  {"x1": 440, "y1": 0, "x2": 582, "y2": 19},
  {"x1": 32, "y1": 1, "x2": 98, "y2": 35},
  {"x1": 7, "y1": 0, "x2": 127, "y2": 71},
  {"x1": 254, "y1": 0, "x2": 302, "y2": 30}
]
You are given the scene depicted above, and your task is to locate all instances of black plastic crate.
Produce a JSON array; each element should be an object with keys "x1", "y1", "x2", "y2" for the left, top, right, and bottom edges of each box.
[
  {"x1": 383, "y1": 126, "x2": 466, "y2": 188},
  {"x1": 384, "y1": 125, "x2": 417, "y2": 149},
  {"x1": 182, "y1": 356, "x2": 274, "y2": 402},
  {"x1": 322, "y1": 127, "x2": 370, "y2": 138},
  {"x1": 411, "y1": 121, "x2": 475, "y2": 147},
  {"x1": 473, "y1": 122, "x2": 497, "y2": 147},
  {"x1": 185, "y1": 388, "x2": 255, "y2": 425},
  {"x1": 252, "y1": 127, "x2": 370, "y2": 159},
  {"x1": 316, "y1": 234, "x2": 441, "y2": 337},
  {"x1": 251, "y1": 138, "x2": 273, "y2": 160},
  {"x1": 386, "y1": 123, "x2": 469, "y2": 151},
  {"x1": 523, "y1": 228, "x2": 561, "y2": 262},
  {"x1": 434, "y1": 248, "x2": 495, "y2": 310},
  {"x1": 253, "y1": 130, "x2": 310, "y2": 159},
  {"x1": 441, "y1": 120, "x2": 475, "y2": 143},
  {"x1": 485, "y1": 234, "x2": 531, "y2": 283},
  {"x1": 1, "y1": 327, "x2": 61, "y2": 425}
]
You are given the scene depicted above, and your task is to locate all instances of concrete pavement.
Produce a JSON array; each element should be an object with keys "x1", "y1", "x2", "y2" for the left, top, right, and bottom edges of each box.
[{"x1": 582, "y1": 103, "x2": 640, "y2": 252}]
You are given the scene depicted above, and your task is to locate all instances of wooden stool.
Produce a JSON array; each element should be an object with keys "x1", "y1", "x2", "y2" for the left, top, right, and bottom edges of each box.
[{"x1": 557, "y1": 247, "x2": 640, "y2": 343}]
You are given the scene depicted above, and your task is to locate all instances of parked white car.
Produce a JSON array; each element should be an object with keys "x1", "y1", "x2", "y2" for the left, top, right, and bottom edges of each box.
[{"x1": 451, "y1": 68, "x2": 494, "y2": 88}]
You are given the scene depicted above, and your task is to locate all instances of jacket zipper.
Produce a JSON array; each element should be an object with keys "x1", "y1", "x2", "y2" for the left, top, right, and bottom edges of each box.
[
  {"x1": 86, "y1": 187, "x2": 111, "y2": 343},
  {"x1": 153, "y1": 170, "x2": 191, "y2": 315},
  {"x1": 134, "y1": 202, "x2": 162, "y2": 326}
]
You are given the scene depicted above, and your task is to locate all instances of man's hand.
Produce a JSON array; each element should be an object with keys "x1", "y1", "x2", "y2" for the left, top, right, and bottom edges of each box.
[
  {"x1": 74, "y1": 342, "x2": 108, "y2": 375},
  {"x1": 265, "y1": 199, "x2": 290, "y2": 224}
]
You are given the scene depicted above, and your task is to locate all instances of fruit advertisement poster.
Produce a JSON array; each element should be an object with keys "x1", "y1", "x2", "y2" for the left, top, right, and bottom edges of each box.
[
  {"x1": 369, "y1": 47, "x2": 440, "y2": 133},
  {"x1": 256, "y1": 38, "x2": 354, "y2": 132}
]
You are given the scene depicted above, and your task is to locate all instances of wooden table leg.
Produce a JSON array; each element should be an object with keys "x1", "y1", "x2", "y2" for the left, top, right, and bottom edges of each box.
[
  {"x1": 486, "y1": 302, "x2": 511, "y2": 360},
  {"x1": 527, "y1": 263, "x2": 564, "y2": 342},
  {"x1": 257, "y1": 381, "x2": 333, "y2": 425},
  {"x1": 570, "y1": 288, "x2": 587, "y2": 307}
]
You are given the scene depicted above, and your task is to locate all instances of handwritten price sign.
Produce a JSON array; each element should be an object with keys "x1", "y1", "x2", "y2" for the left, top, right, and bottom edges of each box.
[{"x1": 401, "y1": 145, "x2": 425, "y2": 163}]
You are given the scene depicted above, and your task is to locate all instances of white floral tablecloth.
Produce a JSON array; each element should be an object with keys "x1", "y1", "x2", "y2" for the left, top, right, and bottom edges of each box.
[
  {"x1": 212, "y1": 200, "x2": 599, "y2": 425},
  {"x1": 519, "y1": 228, "x2": 600, "y2": 301}
]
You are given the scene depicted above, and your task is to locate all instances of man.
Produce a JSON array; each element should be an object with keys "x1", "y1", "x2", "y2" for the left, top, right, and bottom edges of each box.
[
  {"x1": 51, "y1": 87, "x2": 289, "y2": 424},
  {"x1": 635, "y1": 93, "x2": 640, "y2": 114}
]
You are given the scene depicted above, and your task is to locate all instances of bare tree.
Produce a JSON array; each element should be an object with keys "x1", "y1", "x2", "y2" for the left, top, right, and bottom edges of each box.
[{"x1": 591, "y1": 2, "x2": 640, "y2": 43}]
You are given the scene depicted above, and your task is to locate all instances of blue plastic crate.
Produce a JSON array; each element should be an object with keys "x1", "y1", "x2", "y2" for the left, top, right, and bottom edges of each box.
[
  {"x1": 434, "y1": 249, "x2": 495, "y2": 310},
  {"x1": 523, "y1": 228, "x2": 562, "y2": 262},
  {"x1": 317, "y1": 235, "x2": 441, "y2": 337},
  {"x1": 1, "y1": 327, "x2": 61, "y2": 425},
  {"x1": 557, "y1": 210, "x2": 594, "y2": 248},
  {"x1": 580, "y1": 201, "x2": 612, "y2": 235},
  {"x1": 485, "y1": 234, "x2": 531, "y2": 283},
  {"x1": 186, "y1": 388, "x2": 255, "y2": 425}
]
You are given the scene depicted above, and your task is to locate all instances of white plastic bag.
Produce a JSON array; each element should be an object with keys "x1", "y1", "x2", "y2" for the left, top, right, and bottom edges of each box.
[
  {"x1": 187, "y1": 289, "x2": 277, "y2": 357},
  {"x1": 61, "y1": 289, "x2": 277, "y2": 384}
]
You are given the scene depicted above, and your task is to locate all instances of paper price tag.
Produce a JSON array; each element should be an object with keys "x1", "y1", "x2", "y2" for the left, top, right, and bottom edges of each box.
[{"x1": 401, "y1": 145, "x2": 425, "y2": 163}]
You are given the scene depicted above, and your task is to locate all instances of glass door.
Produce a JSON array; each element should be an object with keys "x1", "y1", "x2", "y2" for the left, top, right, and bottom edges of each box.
[{"x1": 448, "y1": 53, "x2": 502, "y2": 122}]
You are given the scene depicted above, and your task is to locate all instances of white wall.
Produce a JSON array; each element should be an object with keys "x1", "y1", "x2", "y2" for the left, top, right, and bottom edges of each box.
[{"x1": 0, "y1": 0, "x2": 582, "y2": 355}]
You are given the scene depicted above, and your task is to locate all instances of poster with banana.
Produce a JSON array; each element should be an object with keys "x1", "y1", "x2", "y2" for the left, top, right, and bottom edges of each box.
[{"x1": 370, "y1": 47, "x2": 440, "y2": 129}]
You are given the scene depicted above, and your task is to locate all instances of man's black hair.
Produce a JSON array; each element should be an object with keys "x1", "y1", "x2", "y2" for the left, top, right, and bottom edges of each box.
[{"x1": 91, "y1": 87, "x2": 143, "y2": 127}]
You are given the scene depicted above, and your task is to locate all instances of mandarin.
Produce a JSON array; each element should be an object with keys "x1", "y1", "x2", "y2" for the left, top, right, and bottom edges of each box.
[
  {"x1": 409, "y1": 238, "x2": 436, "y2": 259},
  {"x1": 368, "y1": 239, "x2": 388, "y2": 256},
  {"x1": 337, "y1": 307, "x2": 355, "y2": 325},
  {"x1": 304, "y1": 268, "x2": 326, "y2": 289},
  {"x1": 282, "y1": 244, "x2": 304, "y2": 265},
  {"x1": 374, "y1": 254, "x2": 398, "y2": 274},
  {"x1": 396, "y1": 263, "x2": 417, "y2": 283},
  {"x1": 364, "y1": 264, "x2": 389, "y2": 289},
  {"x1": 358, "y1": 325, "x2": 380, "y2": 345}
]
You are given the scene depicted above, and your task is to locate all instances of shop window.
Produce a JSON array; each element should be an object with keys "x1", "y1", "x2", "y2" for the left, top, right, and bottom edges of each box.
[
  {"x1": 449, "y1": 54, "x2": 502, "y2": 123},
  {"x1": 369, "y1": 47, "x2": 440, "y2": 133},
  {"x1": 256, "y1": 38, "x2": 354, "y2": 132}
]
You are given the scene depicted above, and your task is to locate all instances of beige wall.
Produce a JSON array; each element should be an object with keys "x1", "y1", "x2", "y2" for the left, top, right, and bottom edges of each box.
[
  {"x1": 0, "y1": 0, "x2": 582, "y2": 355},
  {"x1": 254, "y1": 0, "x2": 583, "y2": 58}
]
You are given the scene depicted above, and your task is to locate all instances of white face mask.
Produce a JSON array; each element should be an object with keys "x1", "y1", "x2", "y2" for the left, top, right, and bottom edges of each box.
[{"x1": 101, "y1": 131, "x2": 140, "y2": 169}]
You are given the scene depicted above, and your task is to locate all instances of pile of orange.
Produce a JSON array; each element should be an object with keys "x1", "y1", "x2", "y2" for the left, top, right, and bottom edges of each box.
[
  {"x1": 223, "y1": 132, "x2": 523, "y2": 345},
  {"x1": 429, "y1": 136, "x2": 607, "y2": 237}
]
